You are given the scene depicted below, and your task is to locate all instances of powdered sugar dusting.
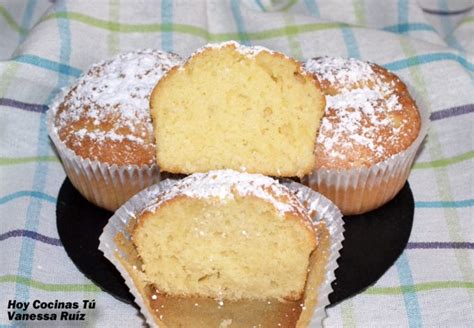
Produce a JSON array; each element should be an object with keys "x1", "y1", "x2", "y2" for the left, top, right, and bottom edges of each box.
[
  {"x1": 304, "y1": 56, "x2": 418, "y2": 166},
  {"x1": 193, "y1": 40, "x2": 272, "y2": 58},
  {"x1": 53, "y1": 49, "x2": 182, "y2": 148},
  {"x1": 304, "y1": 56, "x2": 374, "y2": 87},
  {"x1": 144, "y1": 170, "x2": 312, "y2": 221},
  {"x1": 184, "y1": 41, "x2": 307, "y2": 80}
]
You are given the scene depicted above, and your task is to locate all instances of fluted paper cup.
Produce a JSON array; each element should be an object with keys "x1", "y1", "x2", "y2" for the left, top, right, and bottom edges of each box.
[
  {"x1": 47, "y1": 91, "x2": 161, "y2": 212},
  {"x1": 305, "y1": 85, "x2": 430, "y2": 215},
  {"x1": 98, "y1": 178, "x2": 344, "y2": 327},
  {"x1": 283, "y1": 180, "x2": 345, "y2": 327}
]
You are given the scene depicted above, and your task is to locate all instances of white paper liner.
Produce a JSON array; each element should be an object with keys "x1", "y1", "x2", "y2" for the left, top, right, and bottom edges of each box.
[
  {"x1": 306, "y1": 83, "x2": 430, "y2": 215},
  {"x1": 283, "y1": 180, "x2": 344, "y2": 327},
  {"x1": 46, "y1": 90, "x2": 161, "y2": 211},
  {"x1": 98, "y1": 178, "x2": 344, "y2": 328}
]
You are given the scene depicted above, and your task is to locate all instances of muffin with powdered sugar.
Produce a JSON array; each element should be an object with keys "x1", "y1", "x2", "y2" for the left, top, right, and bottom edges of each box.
[
  {"x1": 304, "y1": 56, "x2": 428, "y2": 215},
  {"x1": 99, "y1": 170, "x2": 344, "y2": 327},
  {"x1": 48, "y1": 49, "x2": 182, "y2": 211}
]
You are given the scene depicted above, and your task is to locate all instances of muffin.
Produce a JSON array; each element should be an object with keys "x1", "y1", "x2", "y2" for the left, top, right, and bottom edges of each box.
[
  {"x1": 150, "y1": 41, "x2": 326, "y2": 178},
  {"x1": 99, "y1": 170, "x2": 345, "y2": 327},
  {"x1": 303, "y1": 56, "x2": 428, "y2": 215},
  {"x1": 133, "y1": 170, "x2": 317, "y2": 302},
  {"x1": 47, "y1": 49, "x2": 182, "y2": 211}
]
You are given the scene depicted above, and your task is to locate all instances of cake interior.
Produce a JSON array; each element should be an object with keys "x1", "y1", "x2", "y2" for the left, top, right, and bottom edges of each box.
[
  {"x1": 151, "y1": 45, "x2": 325, "y2": 177},
  {"x1": 133, "y1": 195, "x2": 316, "y2": 302},
  {"x1": 116, "y1": 219, "x2": 329, "y2": 328}
]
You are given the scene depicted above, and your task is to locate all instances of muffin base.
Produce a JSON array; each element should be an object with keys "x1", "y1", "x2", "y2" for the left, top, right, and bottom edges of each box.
[{"x1": 305, "y1": 154, "x2": 413, "y2": 215}]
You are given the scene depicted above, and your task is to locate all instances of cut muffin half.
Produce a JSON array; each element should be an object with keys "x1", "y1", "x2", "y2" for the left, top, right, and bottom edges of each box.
[
  {"x1": 101, "y1": 169, "x2": 344, "y2": 328},
  {"x1": 132, "y1": 170, "x2": 317, "y2": 302},
  {"x1": 150, "y1": 41, "x2": 325, "y2": 177}
]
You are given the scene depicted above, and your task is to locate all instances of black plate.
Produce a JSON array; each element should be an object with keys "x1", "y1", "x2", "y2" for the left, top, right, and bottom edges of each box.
[{"x1": 56, "y1": 178, "x2": 414, "y2": 306}]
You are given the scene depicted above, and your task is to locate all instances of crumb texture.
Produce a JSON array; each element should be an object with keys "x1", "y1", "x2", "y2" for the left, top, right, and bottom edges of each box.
[
  {"x1": 53, "y1": 49, "x2": 182, "y2": 165},
  {"x1": 304, "y1": 56, "x2": 421, "y2": 168},
  {"x1": 133, "y1": 170, "x2": 317, "y2": 302},
  {"x1": 151, "y1": 41, "x2": 325, "y2": 177}
]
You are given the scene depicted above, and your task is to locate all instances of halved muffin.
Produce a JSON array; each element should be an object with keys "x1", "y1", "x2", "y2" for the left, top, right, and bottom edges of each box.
[
  {"x1": 131, "y1": 170, "x2": 321, "y2": 327},
  {"x1": 150, "y1": 41, "x2": 326, "y2": 177}
]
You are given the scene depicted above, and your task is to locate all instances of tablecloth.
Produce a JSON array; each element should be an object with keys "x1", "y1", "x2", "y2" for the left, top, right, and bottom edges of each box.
[{"x1": 0, "y1": 0, "x2": 473, "y2": 327}]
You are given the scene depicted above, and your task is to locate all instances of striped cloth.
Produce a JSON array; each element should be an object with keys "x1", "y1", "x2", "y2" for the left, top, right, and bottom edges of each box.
[{"x1": 0, "y1": 0, "x2": 472, "y2": 327}]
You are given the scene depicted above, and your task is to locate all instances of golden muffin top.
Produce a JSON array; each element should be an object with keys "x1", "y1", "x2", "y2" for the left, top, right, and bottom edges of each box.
[
  {"x1": 142, "y1": 169, "x2": 314, "y2": 226},
  {"x1": 53, "y1": 49, "x2": 182, "y2": 166},
  {"x1": 304, "y1": 56, "x2": 421, "y2": 169}
]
